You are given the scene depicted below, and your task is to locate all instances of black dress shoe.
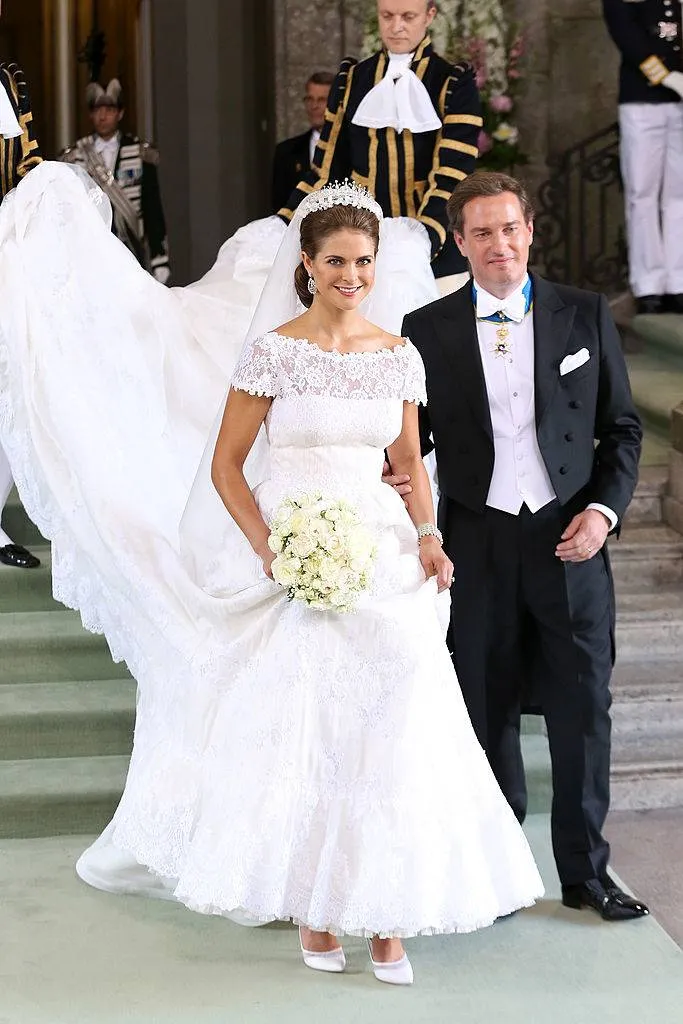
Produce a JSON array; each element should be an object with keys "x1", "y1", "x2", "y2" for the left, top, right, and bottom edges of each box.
[
  {"x1": 561, "y1": 877, "x2": 649, "y2": 921},
  {"x1": 665, "y1": 293, "x2": 683, "y2": 314},
  {"x1": 635, "y1": 295, "x2": 664, "y2": 315},
  {"x1": 0, "y1": 544, "x2": 41, "y2": 569}
]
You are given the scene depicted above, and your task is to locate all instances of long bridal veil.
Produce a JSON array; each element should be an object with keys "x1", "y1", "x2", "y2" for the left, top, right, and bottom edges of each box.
[{"x1": 0, "y1": 162, "x2": 440, "y2": 906}]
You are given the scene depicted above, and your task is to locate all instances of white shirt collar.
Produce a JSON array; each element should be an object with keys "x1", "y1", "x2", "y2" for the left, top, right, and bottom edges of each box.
[
  {"x1": 474, "y1": 273, "x2": 530, "y2": 324},
  {"x1": 94, "y1": 131, "x2": 120, "y2": 151}
]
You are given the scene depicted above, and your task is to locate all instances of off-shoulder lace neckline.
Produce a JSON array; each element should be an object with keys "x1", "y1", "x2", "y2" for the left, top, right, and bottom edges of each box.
[{"x1": 266, "y1": 331, "x2": 411, "y2": 359}]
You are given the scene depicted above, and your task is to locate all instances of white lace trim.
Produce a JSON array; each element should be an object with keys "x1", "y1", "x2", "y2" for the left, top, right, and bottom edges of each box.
[{"x1": 231, "y1": 332, "x2": 428, "y2": 405}]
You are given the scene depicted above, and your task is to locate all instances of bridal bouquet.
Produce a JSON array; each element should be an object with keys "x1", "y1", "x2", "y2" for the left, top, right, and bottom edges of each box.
[{"x1": 267, "y1": 494, "x2": 376, "y2": 612}]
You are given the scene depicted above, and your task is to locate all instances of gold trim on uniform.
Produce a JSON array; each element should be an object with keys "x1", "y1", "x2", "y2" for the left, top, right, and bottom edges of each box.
[
  {"x1": 640, "y1": 54, "x2": 669, "y2": 85},
  {"x1": 440, "y1": 138, "x2": 479, "y2": 158},
  {"x1": 315, "y1": 63, "x2": 356, "y2": 189},
  {"x1": 437, "y1": 166, "x2": 467, "y2": 181},
  {"x1": 404, "y1": 129, "x2": 416, "y2": 217},
  {"x1": 420, "y1": 215, "x2": 447, "y2": 245},
  {"x1": 444, "y1": 113, "x2": 483, "y2": 127},
  {"x1": 386, "y1": 127, "x2": 401, "y2": 217},
  {"x1": 368, "y1": 127, "x2": 379, "y2": 195},
  {"x1": 430, "y1": 188, "x2": 454, "y2": 202}
]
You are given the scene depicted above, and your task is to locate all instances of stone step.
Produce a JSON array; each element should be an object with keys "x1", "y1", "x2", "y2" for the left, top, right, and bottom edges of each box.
[
  {"x1": 0, "y1": 489, "x2": 44, "y2": 548},
  {"x1": 624, "y1": 466, "x2": 667, "y2": 525},
  {"x1": 631, "y1": 311, "x2": 683, "y2": 370},
  {"x1": 627, "y1": 349, "x2": 683, "y2": 441},
  {"x1": 0, "y1": 546, "x2": 62, "y2": 612},
  {"x1": 0, "y1": 754, "x2": 129, "y2": 839},
  {"x1": 615, "y1": 590, "x2": 683, "y2": 659},
  {"x1": 610, "y1": 753, "x2": 683, "y2": 812},
  {"x1": 0, "y1": 611, "x2": 131, "y2": 685},
  {"x1": 610, "y1": 524, "x2": 683, "y2": 588},
  {"x1": 0, "y1": 680, "x2": 135, "y2": 760}
]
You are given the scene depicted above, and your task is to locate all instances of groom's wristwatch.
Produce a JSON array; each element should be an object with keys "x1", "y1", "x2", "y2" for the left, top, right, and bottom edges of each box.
[{"x1": 417, "y1": 523, "x2": 443, "y2": 545}]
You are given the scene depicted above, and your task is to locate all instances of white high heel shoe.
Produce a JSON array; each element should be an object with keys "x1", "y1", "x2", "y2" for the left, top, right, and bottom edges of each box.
[
  {"x1": 366, "y1": 939, "x2": 414, "y2": 986},
  {"x1": 299, "y1": 928, "x2": 346, "y2": 973}
]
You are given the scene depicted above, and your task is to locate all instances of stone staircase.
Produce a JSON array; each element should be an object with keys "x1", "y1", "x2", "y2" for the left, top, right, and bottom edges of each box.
[
  {"x1": 0, "y1": 492, "x2": 134, "y2": 838},
  {"x1": 609, "y1": 311, "x2": 683, "y2": 810},
  {"x1": 1, "y1": 457, "x2": 682, "y2": 837}
]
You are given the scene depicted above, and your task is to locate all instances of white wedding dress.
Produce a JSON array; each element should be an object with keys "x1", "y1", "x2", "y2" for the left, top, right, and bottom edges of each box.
[{"x1": 0, "y1": 164, "x2": 543, "y2": 935}]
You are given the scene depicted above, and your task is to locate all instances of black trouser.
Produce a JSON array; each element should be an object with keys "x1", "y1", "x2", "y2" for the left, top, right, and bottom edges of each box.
[{"x1": 440, "y1": 497, "x2": 614, "y2": 886}]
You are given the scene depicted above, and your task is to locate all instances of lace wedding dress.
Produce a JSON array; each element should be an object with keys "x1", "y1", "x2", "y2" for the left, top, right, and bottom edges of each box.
[
  {"x1": 103, "y1": 331, "x2": 543, "y2": 935},
  {"x1": 0, "y1": 164, "x2": 543, "y2": 935}
]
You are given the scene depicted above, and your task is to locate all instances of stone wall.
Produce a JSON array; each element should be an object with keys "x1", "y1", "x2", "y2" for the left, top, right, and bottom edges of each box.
[{"x1": 274, "y1": 0, "x2": 366, "y2": 140}]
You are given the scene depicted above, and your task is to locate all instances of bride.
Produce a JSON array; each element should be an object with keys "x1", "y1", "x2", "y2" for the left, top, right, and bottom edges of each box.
[{"x1": 0, "y1": 169, "x2": 543, "y2": 984}]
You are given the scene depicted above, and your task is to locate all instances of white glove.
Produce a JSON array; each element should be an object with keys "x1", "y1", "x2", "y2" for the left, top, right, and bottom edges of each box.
[{"x1": 663, "y1": 71, "x2": 683, "y2": 100}]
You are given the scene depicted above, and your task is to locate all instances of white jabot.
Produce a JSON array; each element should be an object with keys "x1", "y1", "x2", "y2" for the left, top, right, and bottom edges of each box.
[
  {"x1": 0, "y1": 85, "x2": 22, "y2": 139},
  {"x1": 309, "y1": 128, "x2": 321, "y2": 166},
  {"x1": 94, "y1": 132, "x2": 120, "y2": 173},
  {"x1": 475, "y1": 274, "x2": 529, "y2": 323},
  {"x1": 352, "y1": 51, "x2": 442, "y2": 135}
]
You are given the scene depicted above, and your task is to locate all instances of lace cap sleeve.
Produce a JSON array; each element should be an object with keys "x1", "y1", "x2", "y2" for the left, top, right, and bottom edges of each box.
[
  {"x1": 402, "y1": 340, "x2": 427, "y2": 405},
  {"x1": 230, "y1": 333, "x2": 280, "y2": 397}
]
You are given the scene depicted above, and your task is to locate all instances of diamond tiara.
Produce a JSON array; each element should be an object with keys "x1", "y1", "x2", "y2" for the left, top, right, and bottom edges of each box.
[{"x1": 298, "y1": 179, "x2": 383, "y2": 223}]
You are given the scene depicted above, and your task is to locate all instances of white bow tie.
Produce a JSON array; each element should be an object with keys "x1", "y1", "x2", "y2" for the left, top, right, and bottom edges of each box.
[
  {"x1": 352, "y1": 53, "x2": 442, "y2": 135},
  {"x1": 0, "y1": 84, "x2": 22, "y2": 139},
  {"x1": 476, "y1": 290, "x2": 526, "y2": 323}
]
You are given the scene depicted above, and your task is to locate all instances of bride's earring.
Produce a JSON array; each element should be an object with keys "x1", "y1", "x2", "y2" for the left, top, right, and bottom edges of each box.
[{"x1": 307, "y1": 275, "x2": 317, "y2": 295}]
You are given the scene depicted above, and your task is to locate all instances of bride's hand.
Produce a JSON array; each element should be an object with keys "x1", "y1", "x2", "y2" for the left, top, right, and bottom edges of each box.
[
  {"x1": 256, "y1": 541, "x2": 276, "y2": 580},
  {"x1": 419, "y1": 537, "x2": 454, "y2": 593}
]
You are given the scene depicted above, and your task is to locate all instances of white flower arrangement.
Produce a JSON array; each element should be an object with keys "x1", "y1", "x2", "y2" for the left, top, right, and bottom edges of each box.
[{"x1": 268, "y1": 494, "x2": 376, "y2": 612}]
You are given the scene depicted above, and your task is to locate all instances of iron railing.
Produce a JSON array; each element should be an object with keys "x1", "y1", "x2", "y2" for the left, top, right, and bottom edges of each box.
[{"x1": 533, "y1": 122, "x2": 628, "y2": 296}]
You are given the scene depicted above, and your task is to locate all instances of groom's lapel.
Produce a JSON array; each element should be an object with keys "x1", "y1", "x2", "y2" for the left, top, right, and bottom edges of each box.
[
  {"x1": 531, "y1": 274, "x2": 577, "y2": 429},
  {"x1": 434, "y1": 287, "x2": 493, "y2": 440}
]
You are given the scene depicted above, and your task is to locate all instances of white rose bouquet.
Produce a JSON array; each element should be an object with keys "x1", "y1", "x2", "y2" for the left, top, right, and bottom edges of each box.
[{"x1": 267, "y1": 494, "x2": 376, "y2": 613}]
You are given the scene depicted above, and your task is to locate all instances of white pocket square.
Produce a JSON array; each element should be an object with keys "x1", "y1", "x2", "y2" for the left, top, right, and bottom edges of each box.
[{"x1": 559, "y1": 349, "x2": 590, "y2": 376}]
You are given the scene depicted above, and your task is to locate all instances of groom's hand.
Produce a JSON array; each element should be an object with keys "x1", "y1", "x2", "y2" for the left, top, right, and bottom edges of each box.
[
  {"x1": 382, "y1": 459, "x2": 412, "y2": 498},
  {"x1": 555, "y1": 509, "x2": 610, "y2": 563}
]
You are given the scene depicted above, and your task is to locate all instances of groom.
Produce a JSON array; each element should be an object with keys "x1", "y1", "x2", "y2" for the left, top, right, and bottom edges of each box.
[
  {"x1": 400, "y1": 170, "x2": 648, "y2": 921},
  {"x1": 0, "y1": 55, "x2": 42, "y2": 569}
]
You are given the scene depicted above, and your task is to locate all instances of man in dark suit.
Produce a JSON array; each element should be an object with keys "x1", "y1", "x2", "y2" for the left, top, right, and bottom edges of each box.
[
  {"x1": 399, "y1": 170, "x2": 649, "y2": 921},
  {"x1": 0, "y1": 58, "x2": 42, "y2": 569},
  {"x1": 271, "y1": 71, "x2": 334, "y2": 213}
]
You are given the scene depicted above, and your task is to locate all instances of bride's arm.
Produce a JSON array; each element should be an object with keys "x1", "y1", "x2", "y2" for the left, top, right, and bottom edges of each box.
[
  {"x1": 386, "y1": 402, "x2": 453, "y2": 593},
  {"x1": 211, "y1": 388, "x2": 275, "y2": 576}
]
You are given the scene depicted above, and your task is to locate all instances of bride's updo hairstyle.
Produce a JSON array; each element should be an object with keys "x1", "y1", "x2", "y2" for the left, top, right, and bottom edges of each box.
[{"x1": 294, "y1": 203, "x2": 381, "y2": 308}]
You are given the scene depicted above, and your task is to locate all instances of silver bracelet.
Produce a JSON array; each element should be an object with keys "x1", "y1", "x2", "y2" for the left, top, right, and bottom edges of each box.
[{"x1": 417, "y1": 523, "x2": 443, "y2": 545}]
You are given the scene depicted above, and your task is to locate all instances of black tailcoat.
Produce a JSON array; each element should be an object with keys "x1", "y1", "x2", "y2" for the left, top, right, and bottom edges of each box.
[{"x1": 402, "y1": 276, "x2": 643, "y2": 884}]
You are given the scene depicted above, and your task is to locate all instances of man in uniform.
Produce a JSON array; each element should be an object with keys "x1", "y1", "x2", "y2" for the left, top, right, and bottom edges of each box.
[
  {"x1": 60, "y1": 79, "x2": 171, "y2": 284},
  {"x1": 279, "y1": 0, "x2": 482, "y2": 293},
  {"x1": 0, "y1": 56, "x2": 42, "y2": 569},
  {"x1": 604, "y1": 0, "x2": 683, "y2": 313},
  {"x1": 271, "y1": 71, "x2": 334, "y2": 213}
]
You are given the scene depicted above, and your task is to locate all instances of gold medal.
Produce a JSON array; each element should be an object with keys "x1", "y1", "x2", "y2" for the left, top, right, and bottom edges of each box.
[{"x1": 492, "y1": 323, "x2": 512, "y2": 360}]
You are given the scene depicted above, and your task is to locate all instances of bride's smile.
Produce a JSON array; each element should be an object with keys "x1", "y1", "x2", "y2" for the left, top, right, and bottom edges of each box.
[{"x1": 302, "y1": 227, "x2": 377, "y2": 309}]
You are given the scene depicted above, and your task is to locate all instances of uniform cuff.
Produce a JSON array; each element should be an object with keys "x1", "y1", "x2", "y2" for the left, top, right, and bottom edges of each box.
[
  {"x1": 640, "y1": 55, "x2": 669, "y2": 86},
  {"x1": 586, "y1": 503, "x2": 618, "y2": 532}
]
